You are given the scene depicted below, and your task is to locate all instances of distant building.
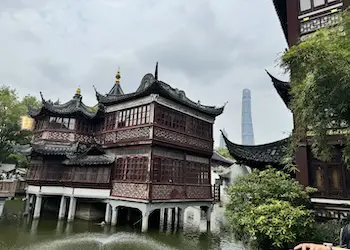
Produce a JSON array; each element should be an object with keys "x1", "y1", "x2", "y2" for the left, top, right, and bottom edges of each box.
[
  {"x1": 241, "y1": 89, "x2": 255, "y2": 145},
  {"x1": 219, "y1": 129, "x2": 228, "y2": 149}
]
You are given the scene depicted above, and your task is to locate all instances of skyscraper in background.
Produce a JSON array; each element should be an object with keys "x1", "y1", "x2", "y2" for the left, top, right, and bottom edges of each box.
[
  {"x1": 241, "y1": 89, "x2": 255, "y2": 145},
  {"x1": 219, "y1": 128, "x2": 228, "y2": 149}
]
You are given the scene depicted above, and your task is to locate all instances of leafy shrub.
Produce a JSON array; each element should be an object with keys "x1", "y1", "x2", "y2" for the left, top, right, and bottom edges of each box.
[{"x1": 225, "y1": 168, "x2": 316, "y2": 249}]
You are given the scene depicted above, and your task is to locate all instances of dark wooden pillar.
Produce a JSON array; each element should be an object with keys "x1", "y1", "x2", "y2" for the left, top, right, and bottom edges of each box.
[
  {"x1": 286, "y1": 0, "x2": 300, "y2": 46},
  {"x1": 295, "y1": 145, "x2": 309, "y2": 187}
]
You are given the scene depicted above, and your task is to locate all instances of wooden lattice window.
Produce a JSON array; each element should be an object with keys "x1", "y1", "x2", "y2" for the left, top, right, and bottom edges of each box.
[
  {"x1": 27, "y1": 165, "x2": 43, "y2": 180},
  {"x1": 114, "y1": 156, "x2": 149, "y2": 181},
  {"x1": 76, "y1": 119, "x2": 93, "y2": 134},
  {"x1": 188, "y1": 117, "x2": 212, "y2": 139},
  {"x1": 62, "y1": 167, "x2": 73, "y2": 181},
  {"x1": 104, "y1": 112, "x2": 116, "y2": 131},
  {"x1": 299, "y1": 0, "x2": 340, "y2": 13},
  {"x1": 42, "y1": 166, "x2": 61, "y2": 181},
  {"x1": 312, "y1": 164, "x2": 326, "y2": 192},
  {"x1": 155, "y1": 105, "x2": 186, "y2": 132},
  {"x1": 117, "y1": 105, "x2": 151, "y2": 129}
]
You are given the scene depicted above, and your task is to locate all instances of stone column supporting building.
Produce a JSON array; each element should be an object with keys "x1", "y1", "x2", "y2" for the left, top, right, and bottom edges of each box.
[
  {"x1": 67, "y1": 197, "x2": 77, "y2": 222},
  {"x1": 33, "y1": 195, "x2": 42, "y2": 219},
  {"x1": 58, "y1": 196, "x2": 67, "y2": 220},
  {"x1": 105, "y1": 203, "x2": 112, "y2": 224}
]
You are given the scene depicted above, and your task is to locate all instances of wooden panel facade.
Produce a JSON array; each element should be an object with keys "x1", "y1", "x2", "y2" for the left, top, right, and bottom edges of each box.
[
  {"x1": 109, "y1": 146, "x2": 212, "y2": 201},
  {"x1": 30, "y1": 88, "x2": 217, "y2": 203},
  {"x1": 26, "y1": 163, "x2": 112, "y2": 188},
  {"x1": 279, "y1": 0, "x2": 346, "y2": 46},
  {"x1": 307, "y1": 146, "x2": 348, "y2": 199}
]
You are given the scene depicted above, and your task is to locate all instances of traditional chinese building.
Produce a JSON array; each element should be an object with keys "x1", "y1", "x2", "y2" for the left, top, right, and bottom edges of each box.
[
  {"x1": 24, "y1": 65, "x2": 224, "y2": 232},
  {"x1": 222, "y1": 1, "x2": 349, "y2": 219},
  {"x1": 223, "y1": 71, "x2": 348, "y2": 218},
  {"x1": 273, "y1": 0, "x2": 349, "y2": 46}
]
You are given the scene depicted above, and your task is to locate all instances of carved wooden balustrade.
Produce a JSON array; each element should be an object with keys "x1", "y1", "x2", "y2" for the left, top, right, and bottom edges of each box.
[
  {"x1": 33, "y1": 130, "x2": 94, "y2": 144},
  {"x1": 151, "y1": 183, "x2": 212, "y2": 200},
  {"x1": 300, "y1": 11, "x2": 342, "y2": 36}
]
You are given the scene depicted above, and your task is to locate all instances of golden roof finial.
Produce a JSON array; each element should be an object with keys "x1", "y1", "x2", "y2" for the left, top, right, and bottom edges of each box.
[
  {"x1": 76, "y1": 87, "x2": 81, "y2": 95},
  {"x1": 115, "y1": 67, "x2": 121, "y2": 84}
]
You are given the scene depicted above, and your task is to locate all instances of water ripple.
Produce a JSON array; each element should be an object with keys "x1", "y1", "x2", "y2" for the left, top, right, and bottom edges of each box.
[{"x1": 23, "y1": 232, "x2": 177, "y2": 250}]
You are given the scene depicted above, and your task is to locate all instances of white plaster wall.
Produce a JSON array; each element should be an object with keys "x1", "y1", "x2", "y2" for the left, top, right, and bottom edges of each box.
[
  {"x1": 229, "y1": 165, "x2": 250, "y2": 185},
  {"x1": 184, "y1": 204, "x2": 226, "y2": 233},
  {"x1": 27, "y1": 185, "x2": 40, "y2": 193},
  {"x1": 27, "y1": 185, "x2": 110, "y2": 199},
  {"x1": 41, "y1": 186, "x2": 64, "y2": 195},
  {"x1": 74, "y1": 188, "x2": 110, "y2": 198}
]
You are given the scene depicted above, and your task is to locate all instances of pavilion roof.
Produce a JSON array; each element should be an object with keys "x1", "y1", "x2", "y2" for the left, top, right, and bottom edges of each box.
[
  {"x1": 31, "y1": 142, "x2": 79, "y2": 156},
  {"x1": 29, "y1": 90, "x2": 104, "y2": 119},
  {"x1": 95, "y1": 63, "x2": 225, "y2": 117},
  {"x1": 30, "y1": 140, "x2": 115, "y2": 166},
  {"x1": 221, "y1": 130, "x2": 289, "y2": 168}
]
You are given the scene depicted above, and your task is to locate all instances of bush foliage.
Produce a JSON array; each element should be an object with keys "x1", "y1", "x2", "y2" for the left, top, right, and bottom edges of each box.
[{"x1": 225, "y1": 168, "x2": 316, "y2": 249}]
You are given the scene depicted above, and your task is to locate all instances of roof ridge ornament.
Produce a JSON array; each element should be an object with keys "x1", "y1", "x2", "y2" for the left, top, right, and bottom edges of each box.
[
  {"x1": 115, "y1": 67, "x2": 121, "y2": 84},
  {"x1": 155, "y1": 62, "x2": 158, "y2": 80},
  {"x1": 39, "y1": 92, "x2": 45, "y2": 103}
]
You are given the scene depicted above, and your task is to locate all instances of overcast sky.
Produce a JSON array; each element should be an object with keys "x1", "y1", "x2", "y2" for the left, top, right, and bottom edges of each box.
[{"x1": 0, "y1": 0, "x2": 293, "y2": 146}]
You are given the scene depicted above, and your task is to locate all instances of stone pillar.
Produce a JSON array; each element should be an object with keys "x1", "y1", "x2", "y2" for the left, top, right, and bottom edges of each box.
[
  {"x1": 166, "y1": 208, "x2": 173, "y2": 232},
  {"x1": 173, "y1": 207, "x2": 179, "y2": 233},
  {"x1": 141, "y1": 213, "x2": 149, "y2": 233},
  {"x1": 23, "y1": 193, "x2": 30, "y2": 216},
  {"x1": 206, "y1": 206, "x2": 212, "y2": 233},
  {"x1": 33, "y1": 195, "x2": 42, "y2": 219},
  {"x1": 178, "y1": 208, "x2": 184, "y2": 230},
  {"x1": 58, "y1": 196, "x2": 67, "y2": 220},
  {"x1": 111, "y1": 207, "x2": 118, "y2": 226},
  {"x1": 127, "y1": 208, "x2": 131, "y2": 222},
  {"x1": 105, "y1": 203, "x2": 112, "y2": 224},
  {"x1": 67, "y1": 197, "x2": 77, "y2": 222},
  {"x1": 159, "y1": 208, "x2": 165, "y2": 232}
]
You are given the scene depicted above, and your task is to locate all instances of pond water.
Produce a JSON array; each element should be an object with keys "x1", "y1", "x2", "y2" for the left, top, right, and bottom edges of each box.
[{"x1": 0, "y1": 200, "x2": 247, "y2": 250}]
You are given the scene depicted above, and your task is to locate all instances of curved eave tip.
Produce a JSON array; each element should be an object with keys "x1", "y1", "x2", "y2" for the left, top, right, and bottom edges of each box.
[
  {"x1": 39, "y1": 91, "x2": 46, "y2": 103},
  {"x1": 265, "y1": 69, "x2": 274, "y2": 79}
]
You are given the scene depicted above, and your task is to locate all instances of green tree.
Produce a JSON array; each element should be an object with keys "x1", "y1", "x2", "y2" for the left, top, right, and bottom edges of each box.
[
  {"x1": 281, "y1": 10, "x2": 350, "y2": 164},
  {"x1": 21, "y1": 95, "x2": 41, "y2": 111},
  {"x1": 225, "y1": 168, "x2": 315, "y2": 249},
  {"x1": 0, "y1": 86, "x2": 40, "y2": 164},
  {"x1": 216, "y1": 147, "x2": 233, "y2": 159}
]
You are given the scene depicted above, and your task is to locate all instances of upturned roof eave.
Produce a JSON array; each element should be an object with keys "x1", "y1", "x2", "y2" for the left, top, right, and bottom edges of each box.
[{"x1": 97, "y1": 75, "x2": 225, "y2": 117}]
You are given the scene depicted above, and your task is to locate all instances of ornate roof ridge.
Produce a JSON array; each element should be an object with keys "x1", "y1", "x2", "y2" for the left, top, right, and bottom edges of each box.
[
  {"x1": 29, "y1": 91, "x2": 101, "y2": 119},
  {"x1": 97, "y1": 66, "x2": 226, "y2": 116}
]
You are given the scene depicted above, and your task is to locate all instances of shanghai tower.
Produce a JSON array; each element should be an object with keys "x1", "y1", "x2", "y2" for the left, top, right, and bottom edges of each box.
[{"x1": 241, "y1": 89, "x2": 255, "y2": 145}]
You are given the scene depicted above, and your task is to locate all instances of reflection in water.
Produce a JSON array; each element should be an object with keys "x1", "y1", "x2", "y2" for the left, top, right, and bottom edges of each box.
[{"x1": 0, "y1": 207, "x2": 247, "y2": 250}]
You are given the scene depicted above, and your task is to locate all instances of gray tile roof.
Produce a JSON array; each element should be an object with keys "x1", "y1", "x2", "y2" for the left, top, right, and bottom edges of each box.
[
  {"x1": 222, "y1": 130, "x2": 289, "y2": 167},
  {"x1": 29, "y1": 92, "x2": 103, "y2": 119},
  {"x1": 96, "y1": 72, "x2": 225, "y2": 116}
]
